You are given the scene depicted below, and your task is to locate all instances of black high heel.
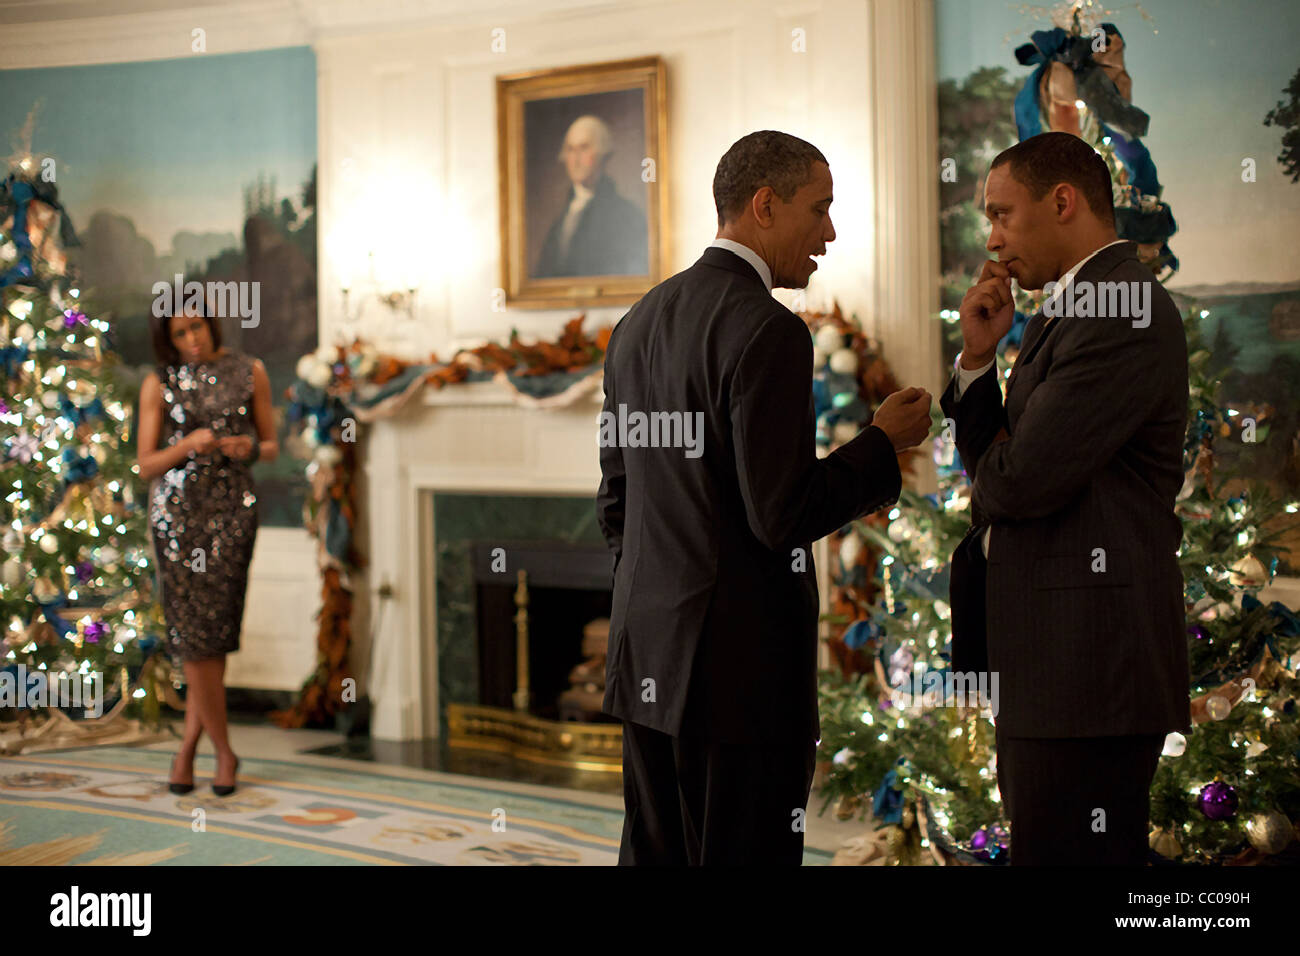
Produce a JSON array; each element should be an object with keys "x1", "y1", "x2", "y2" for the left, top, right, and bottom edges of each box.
[
  {"x1": 168, "y1": 753, "x2": 195, "y2": 794},
  {"x1": 212, "y1": 756, "x2": 240, "y2": 797}
]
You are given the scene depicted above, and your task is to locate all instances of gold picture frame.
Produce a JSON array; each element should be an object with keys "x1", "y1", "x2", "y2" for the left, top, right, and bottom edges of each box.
[{"x1": 497, "y1": 56, "x2": 669, "y2": 309}]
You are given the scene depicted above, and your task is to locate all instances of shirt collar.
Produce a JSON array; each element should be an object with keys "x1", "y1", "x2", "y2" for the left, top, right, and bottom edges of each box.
[
  {"x1": 571, "y1": 181, "x2": 595, "y2": 205},
  {"x1": 708, "y1": 238, "x2": 773, "y2": 292},
  {"x1": 1045, "y1": 238, "x2": 1128, "y2": 310}
]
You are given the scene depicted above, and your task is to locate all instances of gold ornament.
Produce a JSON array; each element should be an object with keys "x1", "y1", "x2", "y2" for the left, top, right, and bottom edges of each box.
[
  {"x1": 1245, "y1": 811, "x2": 1294, "y2": 855},
  {"x1": 1228, "y1": 555, "x2": 1266, "y2": 588},
  {"x1": 32, "y1": 576, "x2": 58, "y2": 600},
  {"x1": 1148, "y1": 827, "x2": 1182, "y2": 860},
  {"x1": 25, "y1": 618, "x2": 59, "y2": 646},
  {"x1": 883, "y1": 824, "x2": 905, "y2": 864},
  {"x1": 1205, "y1": 695, "x2": 1231, "y2": 721},
  {"x1": 834, "y1": 794, "x2": 861, "y2": 821},
  {"x1": 1, "y1": 557, "x2": 24, "y2": 588}
]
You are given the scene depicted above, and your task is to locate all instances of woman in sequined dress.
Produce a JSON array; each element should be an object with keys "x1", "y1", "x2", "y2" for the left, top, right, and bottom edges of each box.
[{"x1": 137, "y1": 299, "x2": 278, "y2": 796}]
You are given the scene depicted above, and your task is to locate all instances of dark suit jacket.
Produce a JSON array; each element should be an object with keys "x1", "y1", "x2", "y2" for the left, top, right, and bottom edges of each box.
[
  {"x1": 596, "y1": 246, "x2": 901, "y2": 745},
  {"x1": 534, "y1": 174, "x2": 648, "y2": 278},
  {"x1": 941, "y1": 240, "x2": 1192, "y2": 738}
]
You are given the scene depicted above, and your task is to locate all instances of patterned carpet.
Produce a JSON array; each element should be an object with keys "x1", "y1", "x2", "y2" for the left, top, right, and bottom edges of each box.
[{"x1": 0, "y1": 746, "x2": 834, "y2": 865}]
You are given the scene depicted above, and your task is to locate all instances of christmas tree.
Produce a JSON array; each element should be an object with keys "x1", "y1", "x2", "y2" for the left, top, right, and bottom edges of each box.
[
  {"x1": 815, "y1": 8, "x2": 1300, "y2": 864},
  {"x1": 1, "y1": 150, "x2": 164, "y2": 744}
]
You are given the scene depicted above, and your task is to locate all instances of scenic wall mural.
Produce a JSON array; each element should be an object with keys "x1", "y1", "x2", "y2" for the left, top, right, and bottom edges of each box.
[{"x1": 1, "y1": 46, "x2": 318, "y2": 525}]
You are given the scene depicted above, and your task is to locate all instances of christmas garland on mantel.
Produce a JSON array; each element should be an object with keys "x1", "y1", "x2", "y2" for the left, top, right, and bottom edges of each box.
[
  {"x1": 273, "y1": 305, "x2": 919, "y2": 729},
  {"x1": 271, "y1": 316, "x2": 613, "y2": 728}
]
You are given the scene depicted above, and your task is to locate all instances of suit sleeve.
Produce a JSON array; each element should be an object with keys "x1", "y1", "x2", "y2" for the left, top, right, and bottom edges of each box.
[
  {"x1": 729, "y1": 313, "x2": 901, "y2": 553},
  {"x1": 972, "y1": 315, "x2": 1166, "y2": 522},
  {"x1": 939, "y1": 363, "x2": 1008, "y2": 485},
  {"x1": 595, "y1": 353, "x2": 625, "y2": 578}
]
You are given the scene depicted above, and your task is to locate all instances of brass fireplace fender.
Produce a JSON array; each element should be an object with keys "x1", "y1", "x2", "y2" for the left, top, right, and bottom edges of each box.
[{"x1": 446, "y1": 568, "x2": 622, "y2": 773}]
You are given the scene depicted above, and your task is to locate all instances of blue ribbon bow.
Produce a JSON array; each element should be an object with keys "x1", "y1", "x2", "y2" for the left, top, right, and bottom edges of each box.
[
  {"x1": 60, "y1": 447, "x2": 99, "y2": 484},
  {"x1": 32, "y1": 588, "x2": 77, "y2": 639},
  {"x1": 872, "y1": 760, "x2": 907, "y2": 824},
  {"x1": 1, "y1": 342, "x2": 29, "y2": 378},
  {"x1": 58, "y1": 395, "x2": 105, "y2": 426},
  {"x1": 0, "y1": 173, "x2": 81, "y2": 290}
]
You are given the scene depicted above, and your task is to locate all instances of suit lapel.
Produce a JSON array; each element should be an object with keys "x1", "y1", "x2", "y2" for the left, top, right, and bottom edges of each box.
[
  {"x1": 1006, "y1": 309, "x2": 1047, "y2": 393},
  {"x1": 1004, "y1": 241, "x2": 1139, "y2": 393},
  {"x1": 1017, "y1": 310, "x2": 1049, "y2": 360}
]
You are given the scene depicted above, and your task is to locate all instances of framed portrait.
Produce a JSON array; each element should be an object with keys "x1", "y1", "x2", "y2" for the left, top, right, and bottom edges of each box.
[{"x1": 496, "y1": 56, "x2": 669, "y2": 309}]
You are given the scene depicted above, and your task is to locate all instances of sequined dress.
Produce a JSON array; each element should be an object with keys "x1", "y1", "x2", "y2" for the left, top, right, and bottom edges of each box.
[{"x1": 149, "y1": 350, "x2": 259, "y2": 664}]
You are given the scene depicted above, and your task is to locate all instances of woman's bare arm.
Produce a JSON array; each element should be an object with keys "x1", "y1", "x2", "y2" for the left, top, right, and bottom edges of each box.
[
  {"x1": 136, "y1": 373, "x2": 199, "y2": 482},
  {"x1": 250, "y1": 359, "x2": 279, "y2": 463}
]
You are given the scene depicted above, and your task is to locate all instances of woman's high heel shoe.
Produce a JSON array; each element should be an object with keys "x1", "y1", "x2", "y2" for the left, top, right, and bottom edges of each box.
[
  {"x1": 168, "y1": 753, "x2": 195, "y2": 795},
  {"x1": 212, "y1": 756, "x2": 240, "y2": 797}
]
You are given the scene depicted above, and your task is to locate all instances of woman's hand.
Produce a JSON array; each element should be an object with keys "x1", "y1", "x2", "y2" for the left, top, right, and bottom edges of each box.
[
  {"x1": 187, "y1": 428, "x2": 218, "y2": 454},
  {"x1": 217, "y1": 434, "x2": 256, "y2": 460}
]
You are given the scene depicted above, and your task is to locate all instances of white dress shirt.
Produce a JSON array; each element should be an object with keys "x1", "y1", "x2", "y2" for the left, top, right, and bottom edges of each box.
[
  {"x1": 952, "y1": 239, "x2": 1126, "y2": 555},
  {"x1": 708, "y1": 238, "x2": 773, "y2": 292}
]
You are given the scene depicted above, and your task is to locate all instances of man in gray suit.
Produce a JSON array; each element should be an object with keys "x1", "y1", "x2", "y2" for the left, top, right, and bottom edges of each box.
[{"x1": 942, "y1": 131, "x2": 1190, "y2": 865}]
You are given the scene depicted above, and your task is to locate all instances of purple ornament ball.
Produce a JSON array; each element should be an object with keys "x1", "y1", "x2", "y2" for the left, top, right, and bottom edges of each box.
[
  {"x1": 1197, "y1": 781, "x2": 1238, "y2": 821},
  {"x1": 970, "y1": 828, "x2": 988, "y2": 850}
]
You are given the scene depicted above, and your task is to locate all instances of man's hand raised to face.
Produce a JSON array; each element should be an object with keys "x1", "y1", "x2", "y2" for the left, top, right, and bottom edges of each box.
[{"x1": 958, "y1": 259, "x2": 1016, "y2": 369}]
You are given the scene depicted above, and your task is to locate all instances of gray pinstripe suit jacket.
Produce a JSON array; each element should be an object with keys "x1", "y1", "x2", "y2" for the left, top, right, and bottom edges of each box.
[{"x1": 940, "y1": 240, "x2": 1192, "y2": 737}]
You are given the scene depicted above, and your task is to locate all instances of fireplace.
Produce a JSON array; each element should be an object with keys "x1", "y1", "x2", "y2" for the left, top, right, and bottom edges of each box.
[
  {"x1": 470, "y1": 538, "x2": 613, "y2": 720},
  {"x1": 429, "y1": 490, "x2": 623, "y2": 771}
]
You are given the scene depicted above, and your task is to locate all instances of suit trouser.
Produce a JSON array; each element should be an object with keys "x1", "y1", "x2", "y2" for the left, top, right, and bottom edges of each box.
[
  {"x1": 995, "y1": 725, "x2": 1165, "y2": 865},
  {"x1": 618, "y1": 719, "x2": 816, "y2": 865}
]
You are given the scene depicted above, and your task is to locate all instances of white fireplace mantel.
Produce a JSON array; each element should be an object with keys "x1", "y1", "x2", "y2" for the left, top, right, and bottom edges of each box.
[{"x1": 361, "y1": 381, "x2": 605, "y2": 741}]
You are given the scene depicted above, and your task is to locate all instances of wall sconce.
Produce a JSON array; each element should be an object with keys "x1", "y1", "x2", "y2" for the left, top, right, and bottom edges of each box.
[
  {"x1": 337, "y1": 248, "x2": 419, "y2": 339},
  {"x1": 340, "y1": 284, "x2": 418, "y2": 324}
]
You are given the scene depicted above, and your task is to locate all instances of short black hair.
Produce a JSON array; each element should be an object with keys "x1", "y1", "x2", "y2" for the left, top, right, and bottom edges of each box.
[
  {"x1": 713, "y1": 130, "x2": 828, "y2": 228},
  {"x1": 990, "y1": 132, "x2": 1115, "y2": 226},
  {"x1": 149, "y1": 293, "x2": 221, "y2": 367}
]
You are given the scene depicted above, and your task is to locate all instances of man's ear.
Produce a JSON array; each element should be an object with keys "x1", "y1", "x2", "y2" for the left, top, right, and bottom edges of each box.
[
  {"x1": 751, "y1": 186, "x2": 776, "y2": 228},
  {"x1": 1054, "y1": 183, "x2": 1080, "y2": 222}
]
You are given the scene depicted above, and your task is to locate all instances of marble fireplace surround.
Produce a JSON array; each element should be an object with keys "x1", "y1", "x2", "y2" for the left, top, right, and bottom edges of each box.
[{"x1": 361, "y1": 381, "x2": 608, "y2": 742}]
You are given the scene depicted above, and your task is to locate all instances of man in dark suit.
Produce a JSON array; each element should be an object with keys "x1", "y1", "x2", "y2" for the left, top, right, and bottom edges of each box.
[
  {"x1": 596, "y1": 130, "x2": 933, "y2": 865},
  {"x1": 942, "y1": 131, "x2": 1190, "y2": 865},
  {"x1": 533, "y1": 114, "x2": 648, "y2": 278}
]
